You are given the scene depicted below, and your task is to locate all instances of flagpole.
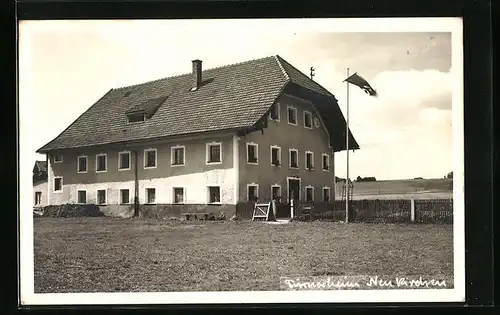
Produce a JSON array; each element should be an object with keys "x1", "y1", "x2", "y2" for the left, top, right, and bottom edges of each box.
[{"x1": 346, "y1": 67, "x2": 350, "y2": 223}]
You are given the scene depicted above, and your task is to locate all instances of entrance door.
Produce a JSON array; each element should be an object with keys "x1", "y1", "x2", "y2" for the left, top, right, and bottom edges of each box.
[{"x1": 288, "y1": 178, "x2": 300, "y2": 218}]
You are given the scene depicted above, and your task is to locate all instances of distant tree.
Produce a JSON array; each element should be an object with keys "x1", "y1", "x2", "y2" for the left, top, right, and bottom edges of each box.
[
  {"x1": 414, "y1": 177, "x2": 424, "y2": 180},
  {"x1": 335, "y1": 176, "x2": 346, "y2": 183},
  {"x1": 447, "y1": 171, "x2": 453, "y2": 179},
  {"x1": 355, "y1": 176, "x2": 377, "y2": 182}
]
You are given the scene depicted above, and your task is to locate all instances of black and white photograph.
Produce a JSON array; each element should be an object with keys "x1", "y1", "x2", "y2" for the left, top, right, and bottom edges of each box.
[{"x1": 19, "y1": 18, "x2": 465, "y2": 305}]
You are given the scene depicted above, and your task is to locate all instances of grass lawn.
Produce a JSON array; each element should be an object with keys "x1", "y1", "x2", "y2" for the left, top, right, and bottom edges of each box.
[{"x1": 34, "y1": 218, "x2": 454, "y2": 292}]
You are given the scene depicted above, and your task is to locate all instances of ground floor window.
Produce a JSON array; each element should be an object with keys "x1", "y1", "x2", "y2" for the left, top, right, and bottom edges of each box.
[
  {"x1": 146, "y1": 188, "x2": 156, "y2": 204},
  {"x1": 120, "y1": 189, "x2": 130, "y2": 204},
  {"x1": 322, "y1": 187, "x2": 330, "y2": 202},
  {"x1": 173, "y1": 187, "x2": 184, "y2": 204},
  {"x1": 97, "y1": 189, "x2": 107, "y2": 205},
  {"x1": 247, "y1": 184, "x2": 259, "y2": 202},
  {"x1": 34, "y1": 191, "x2": 42, "y2": 205},
  {"x1": 208, "y1": 186, "x2": 221, "y2": 203},
  {"x1": 271, "y1": 185, "x2": 281, "y2": 201},
  {"x1": 77, "y1": 190, "x2": 87, "y2": 204},
  {"x1": 53, "y1": 177, "x2": 62, "y2": 192},
  {"x1": 305, "y1": 186, "x2": 314, "y2": 202}
]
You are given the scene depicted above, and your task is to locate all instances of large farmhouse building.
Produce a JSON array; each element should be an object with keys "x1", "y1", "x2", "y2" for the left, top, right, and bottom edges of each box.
[{"x1": 37, "y1": 55, "x2": 359, "y2": 218}]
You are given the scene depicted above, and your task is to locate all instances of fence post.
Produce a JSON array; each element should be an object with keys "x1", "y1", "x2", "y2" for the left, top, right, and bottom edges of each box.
[{"x1": 410, "y1": 198, "x2": 415, "y2": 222}]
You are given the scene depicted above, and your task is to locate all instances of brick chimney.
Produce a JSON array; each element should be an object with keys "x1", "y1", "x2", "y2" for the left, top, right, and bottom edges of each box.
[{"x1": 191, "y1": 59, "x2": 202, "y2": 90}]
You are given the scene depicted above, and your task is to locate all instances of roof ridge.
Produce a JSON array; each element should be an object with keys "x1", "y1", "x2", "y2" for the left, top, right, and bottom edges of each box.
[
  {"x1": 274, "y1": 55, "x2": 290, "y2": 81},
  {"x1": 275, "y1": 55, "x2": 334, "y2": 97},
  {"x1": 113, "y1": 55, "x2": 279, "y2": 91}
]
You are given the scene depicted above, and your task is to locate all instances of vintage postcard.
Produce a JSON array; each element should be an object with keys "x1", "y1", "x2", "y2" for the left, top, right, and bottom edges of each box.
[{"x1": 19, "y1": 17, "x2": 464, "y2": 305}]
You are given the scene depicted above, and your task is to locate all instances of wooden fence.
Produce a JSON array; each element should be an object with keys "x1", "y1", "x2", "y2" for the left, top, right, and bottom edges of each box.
[{"x1": 296, "y1": 198, "x2": 453, "y2": 224}]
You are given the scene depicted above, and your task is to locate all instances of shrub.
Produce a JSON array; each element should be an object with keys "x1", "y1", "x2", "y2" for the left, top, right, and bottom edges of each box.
[{"x1": 42, "y1": 204, "x2": 104, "y2": 218}]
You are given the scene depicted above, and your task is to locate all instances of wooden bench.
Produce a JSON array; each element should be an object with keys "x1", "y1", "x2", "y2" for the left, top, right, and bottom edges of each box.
[{"x1": 181, "y1": 212, "x2": 211, "y2": 221}]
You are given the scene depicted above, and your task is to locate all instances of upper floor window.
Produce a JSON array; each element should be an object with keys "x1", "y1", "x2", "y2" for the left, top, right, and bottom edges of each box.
[
  {"x1": 206, "y1": 142, "x2": 222, "y2": 164},
  {"x1": 119, "y1": 151, "x2": 131, "y2": 170},
  {"x1": 287, "y1": 106, "x2": 298, "y2": 125},
  {"x1": 171, "y1": 146, "x2": 185, "y2": 166},
  {"x1": 54, "y1": 154, "x2": 63, "y2": 163},
  {"x1": 53, "y1": 177, "x2": 63, "y2": 192},
  {"x1": 96, "y1": 154, "x2": 107, "y2": 173},
  {"x1": 77, "y1": 156, "x2": 87, "y2": 173},
  {"x1": 246, "y1": 143, "x2": 258, "y2": 164},
  {"x1": 289, "y1": 149, "x2": 298, "y2": 168},
  {"x1": 269, "y1": 103, "x2": 280, "y2": 121},
  {"x1": 144, "y1": 149, "x2": 157, "y2": 169},
  {"x1": 305, "y1": 151, "x2": 314, "y2": 170},
  {"x1": 322, "y1": 154, "x2": 330, "y2": 171},
  {"x1": 304, "y1": 111, "x2": 313, "y2": 129},
  {"x1": 270, "y1": 146, "x2": 281, "y2": 166}
]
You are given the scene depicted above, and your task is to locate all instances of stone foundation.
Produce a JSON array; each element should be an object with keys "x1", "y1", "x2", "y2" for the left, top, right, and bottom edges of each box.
[{"x1": 100, "y1": 203, "x2": 236, "y2": 219}]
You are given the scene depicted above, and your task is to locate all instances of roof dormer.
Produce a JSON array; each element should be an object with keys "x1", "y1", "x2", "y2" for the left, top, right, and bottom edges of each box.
[{"x1": 125, "y1": 96, "x2": 168, "y2": 123}]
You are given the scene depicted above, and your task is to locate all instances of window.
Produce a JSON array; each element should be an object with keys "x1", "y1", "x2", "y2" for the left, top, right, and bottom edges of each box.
[
  {"x1": 119, "y1": 151, "x2": 131, "y2": 170},
  {"x1": 287, "y1": 106, "x2": 297, "y2": 125},
  {"x1": 269, "y1": 103, "x2": 280, "y2": 121},
  {"x1": 96, "y1": 154, "x2": 107, "y2": 172},
  {"x1": 322, "y1": 187, "x2": 331, "y2": 202},
  {"x1": 97, "y1": 189, "x2": 107, "y2": 205},
  {"x1": 54, "y1": 154, "x2": 63, "y2": 163},
  {"x1": 120, "y1": 189, "x2": 130, "y2": 204},
  {"x1": 271, "y1": 185, "x2": 281, "y2": 201},
  {"x1": 146, "y1": 188, "x2": 156, "y2": 204},
  {"x1": 53, "y1": 177, "x2": 62, "y2": 192},
  {"x1": 144, "y1": 149, "x2": 157, "y2": 168},
  {"x1": 35, "y1": 192, "x2": 42, "y2": 205},
  {"x1": 246, "y1": 143, "x2": 258, "y2": 164},
  {"x1": 171, "y1": 146, "x2": 185, "y2": 166},
  {"x1": 270, "y1": 146, "x2": 281, "y2": 166},
  {"x1": 206, "y1": 142, "x2": 222, "y2": 164},
  {"x1": 128, "y1": 113, "x2": 146, "y2": 123},
  {"x1": 322, "y1": 154, "x2": 330, "y2": 171},
  {"x1": 304, "y1": 111, "x2": 313, "y2": 129},
  {"x1": 173, "y1": 187, "x2": 184, "y2": 204},
  {"x1": 77, "y1": 156, "x2": 87, "y2": 173},
  {"x1": 305, "y1": 186, "x2": 314, "y2": 202},
  {"x1": 247, "y1": 184, "x2": 259, "y2": 202},
  {"x1": 208, "y1": 186, "x2": 221, "y2": 204},
  {"x1": 77, "y1": 190, "x2": 87, "y2": 204},
  {"x1": 289, "y1": 149, "x2": 298, "y2": 168},
  {"x1": 305, "y1": 151, "x2": 314, "y2": 170}
]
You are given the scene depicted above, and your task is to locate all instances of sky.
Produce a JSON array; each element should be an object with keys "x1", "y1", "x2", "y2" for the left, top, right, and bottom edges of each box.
[{"x1": 19, "y1": 19, "x2": 459, "y2": 180}]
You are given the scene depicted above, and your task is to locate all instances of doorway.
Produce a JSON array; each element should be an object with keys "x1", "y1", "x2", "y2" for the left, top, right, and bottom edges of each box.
[{"x1": 287, "y1": 177, "x2": 301, "y2": 218}]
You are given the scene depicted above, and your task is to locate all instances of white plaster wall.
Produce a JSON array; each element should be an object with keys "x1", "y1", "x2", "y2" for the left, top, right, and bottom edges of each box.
[
  {"x1": 49, "y1": 168, "x2": 236, "y2": 205},
  {"x1": 33, "y1": 180, "x2": 48, "y2": 207}
]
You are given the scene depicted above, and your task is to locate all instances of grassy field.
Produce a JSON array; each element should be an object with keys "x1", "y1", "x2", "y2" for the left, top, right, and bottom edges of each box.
[
  {"x1": 34, "y1": 218, "x2": 454, "y2": 293},
  {"x1": 336, "y1": 178, "x2": 453, "y2": 200}
]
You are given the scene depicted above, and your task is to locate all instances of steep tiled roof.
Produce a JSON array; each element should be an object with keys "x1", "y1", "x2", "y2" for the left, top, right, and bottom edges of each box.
[
  {"x1": 38, "y1": 55, "x2": 358, "y2": 153},
  {"x1": 34, "y1": 160, "x2": 47, "y2": 174}
]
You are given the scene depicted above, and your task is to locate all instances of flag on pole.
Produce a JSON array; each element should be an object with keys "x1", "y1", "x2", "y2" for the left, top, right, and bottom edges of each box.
[{"x1": 344, "y1": 72, "x2": 378, "y2": 97}]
